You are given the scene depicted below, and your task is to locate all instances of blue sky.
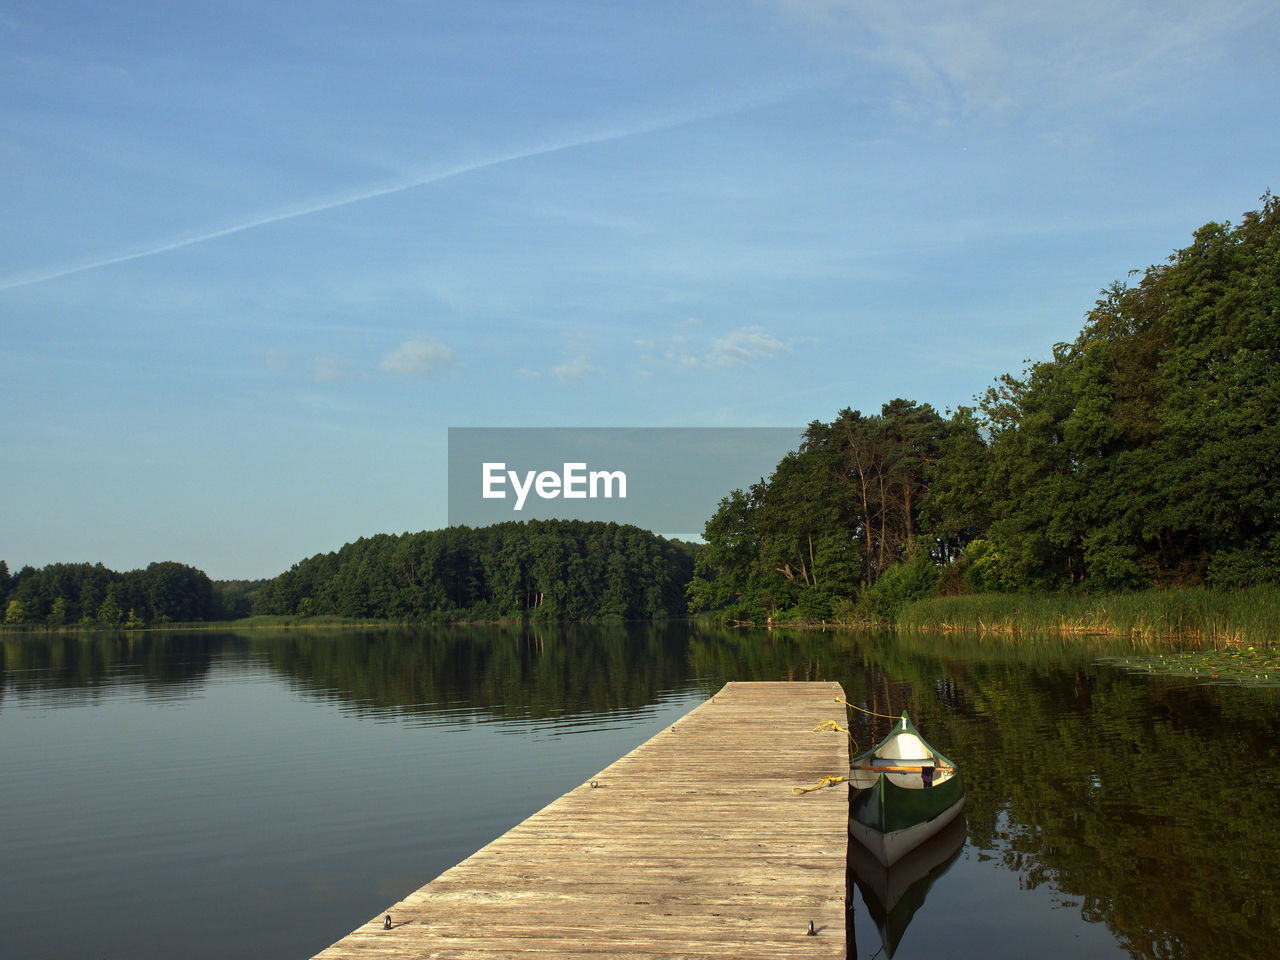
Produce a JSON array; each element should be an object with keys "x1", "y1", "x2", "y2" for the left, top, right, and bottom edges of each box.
[{"x1": 3, "y1": 0, "x2": 1277, "y2": 580}]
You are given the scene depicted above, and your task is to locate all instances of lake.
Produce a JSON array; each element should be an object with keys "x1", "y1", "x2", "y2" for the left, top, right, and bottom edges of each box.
[{"x1": 2, "y1": 624, "x2": 1277, "y2": 959}]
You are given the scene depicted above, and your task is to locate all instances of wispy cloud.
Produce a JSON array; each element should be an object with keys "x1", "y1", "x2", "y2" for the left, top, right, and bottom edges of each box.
[
  {"x1": 638, "y1": 323, "x2": 791, "y2": 371},
  {"x1": 314, "y1": 353, "x2": 366, "y2": 383},
  {"x1": 0, "y1": 79, "x2": 823, "y2": 292},
  {"x1": 774, "y1": 0, "x2": 1271, "y2": 119},
  {"x1": 708, "y1": 327, "x2": 789, "y2": 367},
  {"x1": 258, "y1": 348, "x2": 290, "y2": 371},
  {"x1": 379, "y1": 338, "x2": 458, "y2": 378}
]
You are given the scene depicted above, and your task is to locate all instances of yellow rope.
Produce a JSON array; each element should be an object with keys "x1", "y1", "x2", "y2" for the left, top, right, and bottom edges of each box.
[
  {"x1": 794, "y1": 698, "x2": 899, "y2": 795},
  {"x1": 792, "y1": 775, "x2": 849, "y2": 795},
  {"x1": 811, "y1": 719, "x2": 848, "y2": 735},
  {"x1": 835, "y1": 697, "x2": 901, "y2": 721},
  {"x1": 812, "y1": 718, "x2": 858, "y2": 755}
]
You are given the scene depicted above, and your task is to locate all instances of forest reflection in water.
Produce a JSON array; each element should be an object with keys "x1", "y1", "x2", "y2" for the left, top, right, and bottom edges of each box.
[{"x1": 2, "y1": 623, "x2": 1277, "y2": 960}]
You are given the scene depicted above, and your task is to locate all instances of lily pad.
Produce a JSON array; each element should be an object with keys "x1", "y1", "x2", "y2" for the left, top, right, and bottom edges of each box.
[{"x1": 1098, "y1": 647, "x2": 1280, "y2": 687}]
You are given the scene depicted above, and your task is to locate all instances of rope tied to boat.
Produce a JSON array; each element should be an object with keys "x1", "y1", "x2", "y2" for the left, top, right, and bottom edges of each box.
[
  {"x1": 835, "y1": 696, "x2": 901, "y2": 721},
  {"x1": 792, "y1": 698, "x2": 898, "y2": 795},
  {"x1": 792, "y1": 775, "x2": 849, "y2": 795}
]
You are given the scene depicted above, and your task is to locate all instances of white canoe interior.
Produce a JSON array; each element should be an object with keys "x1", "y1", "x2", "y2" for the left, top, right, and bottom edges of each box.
[{"x1": 849, "y1": 728, "x2": 959, "y2": 791}]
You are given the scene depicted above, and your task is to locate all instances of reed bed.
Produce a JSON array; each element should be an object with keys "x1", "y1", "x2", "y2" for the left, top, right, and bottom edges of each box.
[{"x1": 897, "y1": 585, "x2": 1280, "y2": 647}]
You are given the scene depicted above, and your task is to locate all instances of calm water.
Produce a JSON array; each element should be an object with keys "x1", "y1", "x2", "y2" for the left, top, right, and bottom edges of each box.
[{"x1": 2, "y1": 624, "x2": 1277, "y2": 960}]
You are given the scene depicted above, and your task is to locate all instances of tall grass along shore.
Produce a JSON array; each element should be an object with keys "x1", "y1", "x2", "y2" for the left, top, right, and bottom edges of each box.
[{"x1": 898, "y1": 585, "x2": 1280, "y2": 647}]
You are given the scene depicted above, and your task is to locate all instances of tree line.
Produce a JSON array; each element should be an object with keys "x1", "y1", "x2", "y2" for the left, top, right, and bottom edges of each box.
[
  {"x1": 2, "y1": 521, "x2": 697, "y2": 627},
  {"x1": 249, "y1": 520, "x2": 697, "y2": 622},
  {"x1": 690, "y1": 193, "x2": 1280, "y2": 622},
  {"x1": 1, "y1": 560, "x2": 222, "y2": 627}
]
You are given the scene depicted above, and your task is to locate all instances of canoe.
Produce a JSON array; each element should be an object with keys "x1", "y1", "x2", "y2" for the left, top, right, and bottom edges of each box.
[{"x1": 847, "y1": 712, "x2": 965, "y2": 867}]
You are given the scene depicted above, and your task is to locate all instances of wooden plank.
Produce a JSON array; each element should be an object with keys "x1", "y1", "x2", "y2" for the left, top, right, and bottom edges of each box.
[{"x1": 312, "y1": 681, "x2": 849, "y2": 959}]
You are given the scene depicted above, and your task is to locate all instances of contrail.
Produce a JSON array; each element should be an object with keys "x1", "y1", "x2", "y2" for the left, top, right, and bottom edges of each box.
[{"x1": 0, "y1": 81, "x2": 819, "y2": 292}]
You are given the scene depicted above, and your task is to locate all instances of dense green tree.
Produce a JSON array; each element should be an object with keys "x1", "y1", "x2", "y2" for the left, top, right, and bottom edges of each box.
[
  {"x1": 690, "y1": 400, "x2": 945, "y2": 621},
  {"x1": 0, "y1": 560, "x2": 218, "y2": 626},
  {"x1": 858, "y1": 537, "x2": 941, "y2": 621},
  {"x1": 686, "y1": 488, "x2": 764, "y2": 619},
  {"x1": 47, "y1": 596, "x2": 72, "y2": 626},
  {"x1": 919, "y1": 407, "x2": 993, "y2": 564},
  {"x1": 833, "y1": 401, "x2": 948, "y2": 584},
  {"x1": 691, "y1": 193, "x2": 1280, "y2": 617},
  {"x1": 250, "y1": 521, "x2": 696, "y2": 622},
  {"x1": 97, "y1": 586, "x2": 124, "y2": 626},
  {"x1": 980, "y1": 192, "x2": 1280, "y2": 589},
  {"x1": 141, "y1": 561, "x2": 215, "y2": 622}
]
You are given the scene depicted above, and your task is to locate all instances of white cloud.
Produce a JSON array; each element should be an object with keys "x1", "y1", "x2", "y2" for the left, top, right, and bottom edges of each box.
[
  {"x1": 641, "y1": 323, "x2": 791, "y2": 371},
  {"x1": 379, "y1": 338, "x2": 458, "y2": 378},
  {"x1": 554, "y1": 353, "x2": 600, "y2": 384},
  {"x1": 708, "y1": 326, "x2": 789, "y2": 367},
  {"x1": 677, "y1": 353, "x2": 703, "y2": 370}
]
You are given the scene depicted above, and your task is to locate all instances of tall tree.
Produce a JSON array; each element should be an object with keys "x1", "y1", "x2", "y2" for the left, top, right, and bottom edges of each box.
[
  {"x1": 919, "y1": 407, "x2": 993, "y2": 563},
  {"x1": 980, "y1": 193, "x2": 1280, "y2": 588}
]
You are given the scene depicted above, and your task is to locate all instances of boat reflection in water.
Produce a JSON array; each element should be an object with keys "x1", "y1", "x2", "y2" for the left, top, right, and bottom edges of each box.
[{"x1": 847, "y1": 813, "x2": 967, "y2": 958}]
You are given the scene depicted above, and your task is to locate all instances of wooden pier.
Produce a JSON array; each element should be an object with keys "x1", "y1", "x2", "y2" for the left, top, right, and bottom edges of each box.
[{"x1": 313, "y1": 681, "x2": 850, "y2": 959}]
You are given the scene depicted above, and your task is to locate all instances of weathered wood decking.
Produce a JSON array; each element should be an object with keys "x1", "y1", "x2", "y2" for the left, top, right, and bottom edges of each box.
[{"x1": 313, "y1": 681, "x2": 850, "y2": 959}]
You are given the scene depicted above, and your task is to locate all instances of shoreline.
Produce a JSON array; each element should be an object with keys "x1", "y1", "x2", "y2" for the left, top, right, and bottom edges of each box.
[{"x1": 5, "y1": 583, "x2": 1278, "y2": 650}]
